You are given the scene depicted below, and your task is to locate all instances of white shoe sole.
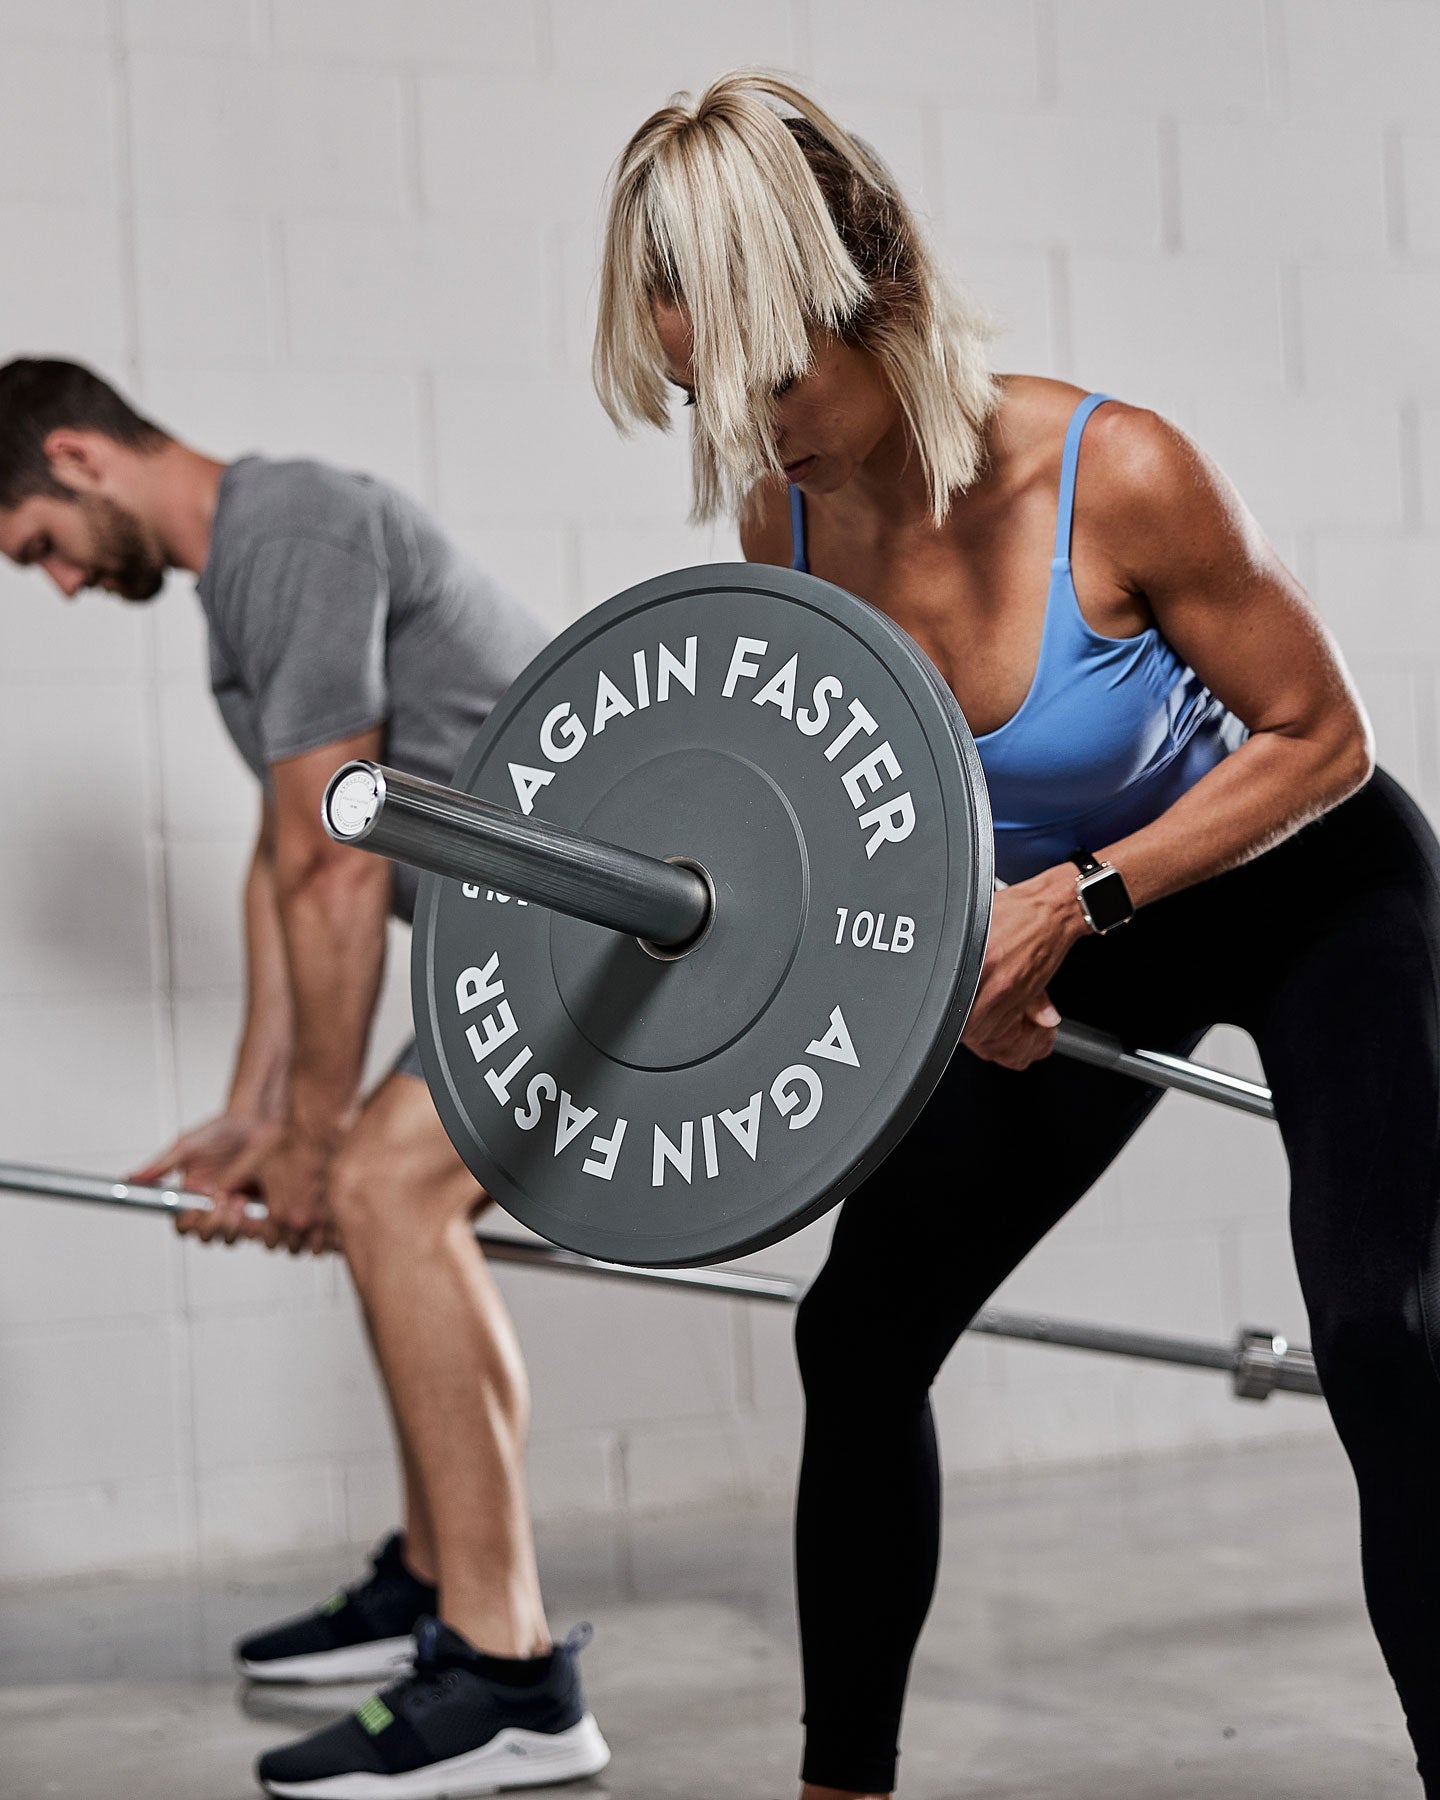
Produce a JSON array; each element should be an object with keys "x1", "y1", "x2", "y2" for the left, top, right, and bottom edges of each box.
[
  {"x1": 239, "y1": 1637, "x2": 416, "y2": 1686},
  {"x1": 260, "y1": 1713, "x2": 611, "y2": 1797}
]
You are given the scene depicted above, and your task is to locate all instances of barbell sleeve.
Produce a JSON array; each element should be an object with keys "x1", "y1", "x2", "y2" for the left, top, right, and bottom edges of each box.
[
  {"x1": 323, "y1": 763, "x2": 1277, "y2": 1121},
  {"x1": 322, "y1": 761, "x2": 712, "y2": 948}
]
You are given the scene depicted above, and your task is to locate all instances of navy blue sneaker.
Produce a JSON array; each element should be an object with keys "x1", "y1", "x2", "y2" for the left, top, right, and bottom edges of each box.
[
  {"x1": 237, "y1": 1534, "x2": 437, "y2": 1686},
  {"x1": 256, "y1": 1617, "x2": 610, "y2": 1797}
]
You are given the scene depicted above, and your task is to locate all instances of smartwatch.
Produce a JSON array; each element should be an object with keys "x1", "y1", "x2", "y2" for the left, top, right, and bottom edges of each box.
[{"x1": 1068, "y1": 848, "x2": 1135, "y2": 935}]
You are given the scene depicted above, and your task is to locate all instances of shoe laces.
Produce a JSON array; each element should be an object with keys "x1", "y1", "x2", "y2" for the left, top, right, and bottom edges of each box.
[
  {"x1": 330, "y1": 1539, "x2": 414, "y2": 1619},
  {"x1": 383, "y1": 1617, "x2": 464, "y2": 1712}
]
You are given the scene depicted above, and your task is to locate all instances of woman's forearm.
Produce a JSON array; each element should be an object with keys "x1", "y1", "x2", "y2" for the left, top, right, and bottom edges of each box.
[{"x1": 1095, "y1": 719, "x2": 1373, "y2": 913}]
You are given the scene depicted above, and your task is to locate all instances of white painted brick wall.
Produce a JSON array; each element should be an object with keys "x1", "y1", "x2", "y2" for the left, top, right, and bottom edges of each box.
[
  {"x1": 1282, "y1": 0, "x2": 1440, "y2": 124},
  {"x1": 134, "y1": 213, "x2": 277, "y2": 367},
  {"x1": 0, "y1": 0, "x2": 1430, "y2": 1583},
  {"x1": 1402, "y1": 133, "x2": 1440, "y2": 260},
  {"x1": 1175, "y1": 122, "x2": 1390, "y2": 261},
  {"x1": 809, "y1": 1, "x2": 1037, "y2": 101},
  {"x1": 0, "y1": 204, "x2": 130, "y2": 368},
  {"x1": 1051, "y1": 0, "x2": 1272, "y2": 115},
  {"x1": 938, "y1": 112, "x2": 1165, "y2": 253},
  {"x1": 0, "y1": 50, "x2": 118, "y2": 206}
]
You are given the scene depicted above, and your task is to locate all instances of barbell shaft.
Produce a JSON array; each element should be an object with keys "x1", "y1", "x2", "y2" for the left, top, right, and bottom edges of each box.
[
  {"x1": 323, "y1": 761, "x2": 711, "y2": 948},
  {"x1": 0, "y1": 1160, "x2": 1318, "y2": 1398},
  {"x1": 0, "y1": 1161, "x2": 268, "y2": 1220},
  {"x1": 325, "y1": 760, "x2": 1277, "y2": 1123},
  {"x1": 1053, "y1": 1021, "x2": 1276, "y2": 1120}
]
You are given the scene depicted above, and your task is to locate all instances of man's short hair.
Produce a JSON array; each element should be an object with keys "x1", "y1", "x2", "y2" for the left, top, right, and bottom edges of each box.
[{"x1": 0, "y1": 358, "x2": 168, "y2": 508}]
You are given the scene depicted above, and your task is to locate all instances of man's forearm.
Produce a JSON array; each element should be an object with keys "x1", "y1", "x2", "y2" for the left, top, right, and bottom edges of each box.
[
  {"x1": 228, "y1": 822, "x2": 296, "y2": 1120},
  {"x1": 275, "y1": 858, "x2": 391, "y2": 1138}
]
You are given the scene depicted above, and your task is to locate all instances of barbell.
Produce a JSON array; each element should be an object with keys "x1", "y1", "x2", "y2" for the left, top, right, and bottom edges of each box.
[
  {"x1": 0, "y1": 1161, "x2": 1319, "y2": 1401},
  {"x1": 320, "y1": 563, "x2": 1276, "y2": 1269}
]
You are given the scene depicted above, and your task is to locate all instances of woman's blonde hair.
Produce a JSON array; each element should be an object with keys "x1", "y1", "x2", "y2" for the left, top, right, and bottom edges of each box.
[{"x1": 594, "y1": 70, "x2": 998, "y2": 525}]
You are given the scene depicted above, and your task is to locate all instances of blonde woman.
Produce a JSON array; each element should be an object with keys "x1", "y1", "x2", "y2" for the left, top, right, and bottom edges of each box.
[{"x1": 595, "y1": 72, "x2": 1440, "y2": 1800}]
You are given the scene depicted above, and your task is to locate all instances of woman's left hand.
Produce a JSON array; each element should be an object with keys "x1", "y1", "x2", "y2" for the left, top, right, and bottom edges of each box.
[{"x1": 962, "y1": 866, "x2": 1088, "y2": 1070}]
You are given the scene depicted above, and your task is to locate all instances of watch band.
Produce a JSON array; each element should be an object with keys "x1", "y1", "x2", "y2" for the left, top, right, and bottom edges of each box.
[{"x1": 1067, "y1": 847, "x2": 1135, "y2": 934}]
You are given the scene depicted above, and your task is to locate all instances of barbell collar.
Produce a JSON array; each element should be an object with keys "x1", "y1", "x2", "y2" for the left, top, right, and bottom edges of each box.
[
  {"x1": 322, "y1": 761, "x2": 713, "y2": 949},
  {"x1": 1232, "y1": 1327, "x2": 1323, "y2": 1399}
]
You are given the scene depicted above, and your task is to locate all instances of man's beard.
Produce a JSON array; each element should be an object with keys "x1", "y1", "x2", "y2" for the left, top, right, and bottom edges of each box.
[{"x1": 80, "y1": 493, "x2": 167, "y2": 601}]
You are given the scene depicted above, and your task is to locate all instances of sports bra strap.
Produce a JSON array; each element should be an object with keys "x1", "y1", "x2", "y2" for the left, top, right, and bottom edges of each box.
[
  {"x1": 789, "y1": 484, "x2": 809, "y2": 573},
  {"x1": 1053, "y1": 392, "x2": 1111, "y2": 567}
]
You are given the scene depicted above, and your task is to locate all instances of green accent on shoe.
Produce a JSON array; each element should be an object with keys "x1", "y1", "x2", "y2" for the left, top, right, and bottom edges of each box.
[
  {"x1": 319, "y1": 1591, "x2": 348, "y2": 1616},
  {"x1": 356, "y1": 1697, "x2": 395, "y2": 1737}
]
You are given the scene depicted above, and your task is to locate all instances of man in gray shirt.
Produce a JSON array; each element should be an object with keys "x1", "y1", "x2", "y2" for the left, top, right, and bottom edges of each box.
[{"x1": 0, "y1": 359, "x2": 610, "y2": 1798}]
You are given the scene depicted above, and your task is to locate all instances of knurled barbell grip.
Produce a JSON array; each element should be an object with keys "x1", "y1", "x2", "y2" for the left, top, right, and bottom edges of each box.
[{"x1": 322, "y1": 761, "x2": 713, "y2": 949}]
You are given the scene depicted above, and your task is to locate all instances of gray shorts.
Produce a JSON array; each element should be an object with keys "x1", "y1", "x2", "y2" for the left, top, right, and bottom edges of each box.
[{"x1": 392, "y1": 1038, "x2": 425, "y2": 1080}]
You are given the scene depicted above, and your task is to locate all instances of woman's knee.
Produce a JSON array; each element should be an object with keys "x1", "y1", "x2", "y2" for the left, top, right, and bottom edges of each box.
[
  {"x1": 795, "y1": 1278, "x2": 938, "y2": 1410},
  {"x1": 1307, "y1": 1282, "x2": 1440, "y2": 1405}
]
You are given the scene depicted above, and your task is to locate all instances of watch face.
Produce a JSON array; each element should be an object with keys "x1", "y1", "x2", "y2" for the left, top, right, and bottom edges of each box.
[{"x1": 1082, "y1": 868, "x2": 1133, "y2": 932}]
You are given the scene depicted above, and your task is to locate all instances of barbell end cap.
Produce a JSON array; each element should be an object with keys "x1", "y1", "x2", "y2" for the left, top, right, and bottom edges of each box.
[
  {"x1": 323, "y1": 762, "x2": 386, "y2": 843},
  {"x1": 1232, "y1": 1326, "x2": 1287, "y2": 1401}
]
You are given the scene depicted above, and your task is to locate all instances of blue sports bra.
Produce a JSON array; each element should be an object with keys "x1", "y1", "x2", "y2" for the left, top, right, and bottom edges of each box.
[{"x1": 789, "y1": 392, "x2": 1245, "y2": 883}]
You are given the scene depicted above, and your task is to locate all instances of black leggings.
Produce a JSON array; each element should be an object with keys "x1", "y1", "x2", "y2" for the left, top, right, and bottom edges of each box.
[{"x1": 795, "y1": 770, "x2": 1440, "y2": 1795}]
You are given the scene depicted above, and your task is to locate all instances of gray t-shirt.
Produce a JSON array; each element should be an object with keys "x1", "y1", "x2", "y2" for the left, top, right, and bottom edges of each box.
[{"x1": 197, "y1": 456, "x2": 547, "y2": 920}]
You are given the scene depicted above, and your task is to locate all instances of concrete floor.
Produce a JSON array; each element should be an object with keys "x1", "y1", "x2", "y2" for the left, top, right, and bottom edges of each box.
[{"x1": 0, "y1": 1435, "x2": 1422, "y2": 1799}]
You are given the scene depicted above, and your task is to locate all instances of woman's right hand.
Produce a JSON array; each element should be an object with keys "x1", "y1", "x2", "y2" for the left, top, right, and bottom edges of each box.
[
  {"x1": 127, "y1": 1114, "x2": 281, "y2": 1246},
  {"x1": 962, "y1": 869, "x2": 1087, "y2": 1070}
]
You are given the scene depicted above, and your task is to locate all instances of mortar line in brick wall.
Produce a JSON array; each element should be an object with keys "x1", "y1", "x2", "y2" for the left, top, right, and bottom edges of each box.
[
  {"x1": 1383, "y1": 125, "x2": 1409, "y2": 256},
  {"x1": 563, "y1": 521, "x2": 585, "y2": 618},
  {"x1": 1045, "y1": 246, "x2": 1073, "y2": 382},
  {"x1": 162, "y1": 1306, "x2": 203, "y2": 1570},
  {"x1": 139, "y1": 701, "x2": 179, "y2": 1076},
  {"x1": 546, "y1": 224, "x2": 569, "y2": 374},
  {"x1": 266, "y1": 215, "x2": 291, "y2": 365},
  {"x1": 244, "y1": 0, "x2": 270, "y2": 58},
  {"x1": 115, "y1": 0, "x2": 194, "y2": 1539},
  {"x1": 1400, "y1": 401, "x2": 1424, "y2": 531},
  {"x1": 1216, "y1": 1218, "x2": 1243, "y2": 1329},
  {"x1": 733, "y1": 1303, "x2": 756, "y2": 1413},
  {"x1": 1156, "y1": 117, "x2": 1182, "y2": 255},
  {"x1": 1415, "y1": 668, "x2": 1440, "y2": 812},
  {"x1": 398, "y1": 69, "x2": 425, "y2": 219},
  {"x1": 1034, "y1": 0, "x2": 1058, "y2": 106},
  {"x1": 1293, "y1": 526, "x2": 1317, "y2": 594},
  {"x1": 249, "y1": 0, "x2": 275, "y2": 58},
  {"x1": 416, "y1": 367, "x2": 441, "y2": 511},
  {"x1": 1278, "y1": 261, "x2": 1304, "y2": 393},
  {"x1": 1262, "y1": 0, "x2": 1291, "y2": 120},
  {"x1": 532, "y1": 0, "x2": 556, "y2": 73},
  {"x1": 614, "y1": 1432, "x2": 633, "y2": 1517},
  {"x1": 919, "y1": 100, "x2": 946, "y2": 229},
  {"x1": 106, "y1": 0, "x2": 142, "y2": 386},
  {"x1": 789, "y1": 0, "x2": 814, "y2": 72}
]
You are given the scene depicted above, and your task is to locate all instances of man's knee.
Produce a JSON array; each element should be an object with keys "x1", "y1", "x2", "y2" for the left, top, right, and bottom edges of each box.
[{"x1": 329, "y1": 1134, "x2": 474, "y2": 1248}]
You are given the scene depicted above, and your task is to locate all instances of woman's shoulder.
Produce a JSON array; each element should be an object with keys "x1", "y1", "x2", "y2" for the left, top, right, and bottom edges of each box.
[
  {"x1": 991, "y1": 374, "x2": 1152, "y2": 454},
  {"x1": 738, "y1": 476, "x2": 795, "y2": 567},
  {"x1": 993, "y1": 375, "x2": 1190, "y2": 511}
]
